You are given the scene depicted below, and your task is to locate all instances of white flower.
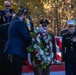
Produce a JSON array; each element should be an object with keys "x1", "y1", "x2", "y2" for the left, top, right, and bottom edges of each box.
[
  {"x1": 44, "y1": 48, "x2": 48, "y2": 51},
  {"x1": 37, "y1": 34, "x2": 40, "y2": 38},
  {"x1": 43, "y1": 56, "x2": 47, "y2": 63},
  {"x1": 49, "y1": 42, "x2": 52, "y2": 49},
  {"x1": 45, "y1": 52, "x2": 49, "y2": 56},
  {"x1": 36, "y1": 54, "x2": 39, "y2": 57},
  {"x1": 50, "y1": 52, "x2": 54, "y2": 59},
  {"x1": 32, "y1": 38, "x2": 35, "y2": 42},
  {"x1": 39, "y1": 50, "x2": 44, "y2": 55},
  {"x1": 36, "y1": 37, "x2": 41, "y2": 43},
  {"x1": 47, "y1": 57, "x2": 51, "y2": 61},
  {"x1": 46, "y1": 45, "x2": 49, "y2": 49},
  {"x1": 37, "y1": 46, "x2": 41, "y2": 50},
  {"x1": 33, "y1": 44, "x2": 37, "y2": 48}
]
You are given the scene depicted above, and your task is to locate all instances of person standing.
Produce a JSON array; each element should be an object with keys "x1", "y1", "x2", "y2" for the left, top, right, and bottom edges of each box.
[
  {"x1": 32, "y1": 18, "x2": 56, "y2": 75},
  {"x1": 3, "y1": 6, "x2": 32, "y2": 75},
  {"x1": 3, "y1": 1, "x2": 15, "y2": 23},
  {"x1": 62, "y1": 20, "x2": 76, "y2": 75},
  {"x1": 25, "y1": 9, "x2": 34, "y2": 65},
  {"x1": 0, "y1": 23, "x2": 10, "y2": 75},
  {"x1": 25, "y1": 7, "x2": 34, "y2": 32}
]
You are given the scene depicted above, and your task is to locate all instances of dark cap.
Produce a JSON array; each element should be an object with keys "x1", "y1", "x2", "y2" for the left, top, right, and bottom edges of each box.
[
  {"x1": 18, "y1": 6, "x2": 28, "y2": 15},
  {"x1": 40, "y1": 18, "x2": 49, "y2": 26}
]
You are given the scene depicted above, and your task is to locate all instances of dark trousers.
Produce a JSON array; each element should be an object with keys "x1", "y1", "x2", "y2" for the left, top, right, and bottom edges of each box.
[
  {"x1": 34, "y1": 65, "x2": 51, "y2": 75},
  {"x1": 0, "y1": 54, "x2": 10, "y2": 75},
  {"x1": 9, "y1": 55, "x2": 24, "y2": 75},
  {"x1": 65, "y1": 63, "x2": 76, "y2": 75}
]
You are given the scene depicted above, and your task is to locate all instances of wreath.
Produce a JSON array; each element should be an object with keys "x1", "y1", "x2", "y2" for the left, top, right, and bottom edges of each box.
[{"x1": 27, "y1": 27, "x2": 54, "y2": 68}]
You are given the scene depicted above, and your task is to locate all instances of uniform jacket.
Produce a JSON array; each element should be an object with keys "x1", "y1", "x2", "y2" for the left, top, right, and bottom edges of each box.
[
  {"x1": 60, "y1": 28, "x2": 68, "y2": 36},
  {"x1": 60, "y1": 28, "x2": 76, "y2": 36},
  {"x1": 62, "y1": 32, "x2": 76, "y2": 63},
  {"x1": 4, "y1": 17, "x2": 31, "y2": 59}
]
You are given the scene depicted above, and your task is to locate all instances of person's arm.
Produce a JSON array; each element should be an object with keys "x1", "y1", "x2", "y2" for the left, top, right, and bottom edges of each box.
[
  {"x1": 16, "y1": 21, "x2": 32, "y2": 43},
  {"x1": 52, "y1": 34, "x2": 56, "y2": 59},
  {"x1": 9, "y1": 9, "x2": 15, "y2": 14}
]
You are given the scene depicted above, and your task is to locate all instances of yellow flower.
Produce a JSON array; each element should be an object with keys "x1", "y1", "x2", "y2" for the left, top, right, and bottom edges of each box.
[{"x1": 42, "y1": 65, "x2": 46, "y2": 69}]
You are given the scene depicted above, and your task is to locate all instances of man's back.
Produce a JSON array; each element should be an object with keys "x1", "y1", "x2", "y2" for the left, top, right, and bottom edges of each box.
[{"x1": 4, "y1": 17, "x2": 31, "y2": 59}]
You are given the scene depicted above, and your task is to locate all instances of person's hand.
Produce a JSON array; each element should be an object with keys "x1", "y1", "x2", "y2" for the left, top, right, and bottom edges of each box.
[
  {"x1": 31, "y1": 61, "x2": 36, "y2": 67},
  {"x1": 62, "y1": 62, "x2": 65, "y2": 65},
  {"x1": 51, "y1": 58, "x2": 56, "y2": 64},
  {"x1": 53, "y1": 58, "x2": 56, "y2": 63},
  {"x1": 5, "y1": 12, "x2": 11, "y2": 17}
]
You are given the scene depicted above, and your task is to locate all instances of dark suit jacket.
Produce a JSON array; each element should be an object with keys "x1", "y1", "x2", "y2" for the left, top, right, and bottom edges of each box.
[
  {"x1": 0, "y1": 23, "x2": 9, "y2": 61},
  {"x1": 4, "y1": 17, "x2": 31, "y2": 59}
]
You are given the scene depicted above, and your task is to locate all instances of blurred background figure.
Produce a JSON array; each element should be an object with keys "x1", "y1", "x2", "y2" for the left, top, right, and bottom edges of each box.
[{"x1": 3, "y1": 1, "x2": 15, "y2": 23}]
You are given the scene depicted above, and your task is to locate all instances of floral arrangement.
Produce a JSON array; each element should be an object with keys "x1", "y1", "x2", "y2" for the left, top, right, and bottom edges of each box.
[{"x1": 27, "y1": 27, "x2": 54, "y2": 68}]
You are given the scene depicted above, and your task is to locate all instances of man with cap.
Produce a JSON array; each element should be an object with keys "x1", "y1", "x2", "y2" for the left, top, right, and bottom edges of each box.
[
  {"x1": 32, "y1": 18, "x2": 56, "y2": 75},
  {"x1": 60, "y1": 19, "x2": 76, "y2": 36},
  {"x1": 39, "y1": 18, "x2": 49, "y2": 26},
  {"x1": 3, "y1": 6, "x2": 32, "y2": 75},
  {"x1": 62, "y1": 20, "x2": 76, "y2": 75}
]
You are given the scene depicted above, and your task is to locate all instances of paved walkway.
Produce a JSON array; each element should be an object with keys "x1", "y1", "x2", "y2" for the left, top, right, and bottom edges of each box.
[
  {"x1": 22, "y1": 71, "x2": 65, "y2": 75},
  {"x1": 22, "y1": 65, "x2": 65, "y2": 75}
]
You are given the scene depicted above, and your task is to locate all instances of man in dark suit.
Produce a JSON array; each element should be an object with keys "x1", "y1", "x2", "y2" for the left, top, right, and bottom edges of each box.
[
  {"x1": 3, "y1": 6, "x2": 32, "y2": 75},
  {"x1": 62, "y1": 20, "x2": 76, "y2": 75},
  {"x1": 0, "y1": 23, "x2": 10, "y2": 75}
]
